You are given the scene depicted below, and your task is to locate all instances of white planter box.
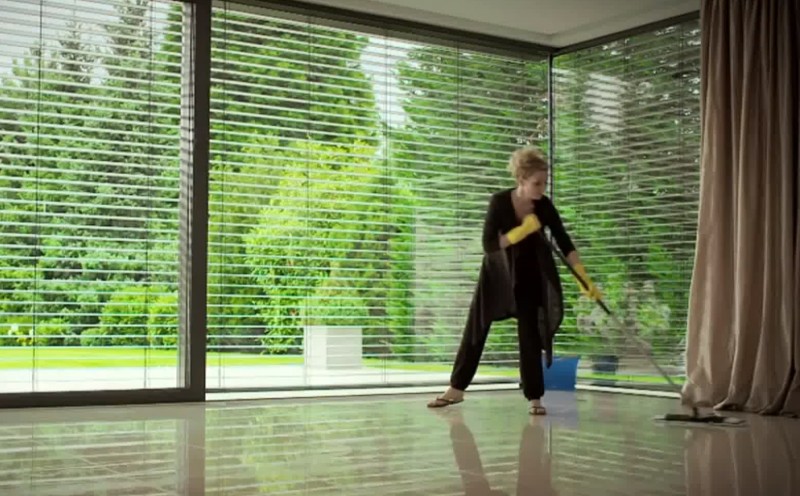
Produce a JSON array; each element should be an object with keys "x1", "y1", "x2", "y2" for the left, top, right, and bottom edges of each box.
[{"x1": 303, "y1": 326, "x2": 363, "y2": 369}]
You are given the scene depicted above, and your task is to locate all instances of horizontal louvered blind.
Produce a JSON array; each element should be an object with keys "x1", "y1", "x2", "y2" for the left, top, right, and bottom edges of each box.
[
  {"x1": 553, "y1": 20, "x2": 701, "y2": 386},
  {"x1": 0, "y1": 0, "x2": 184, "y2": 392},
  {"x1": 208, "y1": 1, "x2": 549, "y2": 388}
]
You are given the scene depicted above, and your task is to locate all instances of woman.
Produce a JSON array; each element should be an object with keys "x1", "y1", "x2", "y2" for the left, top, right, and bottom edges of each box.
[{"x1": 427, "y1": 146, "x2": 601, "y2": 415}]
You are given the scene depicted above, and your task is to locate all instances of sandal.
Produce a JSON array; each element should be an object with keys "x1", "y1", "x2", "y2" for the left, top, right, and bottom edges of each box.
[
  {"x1": 529, "y1": 405, "x2": 547, "y2": 416},
  {"x1": 427, "y1": 396, "x2": 464, "y2": 408}
]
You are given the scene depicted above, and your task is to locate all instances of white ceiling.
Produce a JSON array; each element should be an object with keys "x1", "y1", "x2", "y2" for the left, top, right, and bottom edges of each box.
[{"x1": 303, "y1": 0, "x2": 699, "y2": 47}]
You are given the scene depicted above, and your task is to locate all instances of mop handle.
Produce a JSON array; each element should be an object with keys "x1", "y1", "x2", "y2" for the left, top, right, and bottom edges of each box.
[{"x1": 535, "y1": 231, "x2": 683, "y2": 395}]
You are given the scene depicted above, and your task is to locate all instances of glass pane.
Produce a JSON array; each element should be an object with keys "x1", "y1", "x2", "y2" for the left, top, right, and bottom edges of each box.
[
  {"x1": 0, "y1": 0, "x2": 184, "y2": 392},
  {"x1": 553, "y1": 22, "x2": 701, "y2": 387},
  {"x1": 208, "y1": 1, "x2": 549, "y2": 389}
]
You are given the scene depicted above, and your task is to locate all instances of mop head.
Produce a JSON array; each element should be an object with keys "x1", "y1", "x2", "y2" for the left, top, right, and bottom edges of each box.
[
  {"x1": 653, "y1": 412, "x2": 747, "y2": 426},
  {"x1": 538, "y1": 234, "x2": 749, "y2": 430}
]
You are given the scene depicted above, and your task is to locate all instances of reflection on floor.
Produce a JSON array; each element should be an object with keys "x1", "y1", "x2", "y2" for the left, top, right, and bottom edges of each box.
[{"x1": 0, "y1": 390, "x2": 798, "y2": 495}]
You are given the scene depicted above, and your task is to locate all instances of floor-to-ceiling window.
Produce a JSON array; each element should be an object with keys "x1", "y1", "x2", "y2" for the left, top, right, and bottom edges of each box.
[
  {"x1": 0, "y1": 0, "x2": 702, "y2": 403},
  {"x1": 0, "y1": 0, "x2": 186, "y2": 393},
  {"x1": 207, "y1": 2, "x2": 550, "y2": 389},
  {"x1": 553, "y1": 19, "x2": 701, "y2": 387}
]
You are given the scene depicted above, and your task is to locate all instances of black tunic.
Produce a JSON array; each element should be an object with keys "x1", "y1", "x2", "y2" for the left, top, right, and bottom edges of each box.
[
  {"x1": 482, "y1": 189, "x2": 576, "y2": 264},
  {"x1": 466, "y1": 189, "x2": 574, "y2": 367}
]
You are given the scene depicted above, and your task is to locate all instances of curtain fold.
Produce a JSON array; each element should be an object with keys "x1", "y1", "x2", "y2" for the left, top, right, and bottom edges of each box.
[{"x1": 683, "y1": 0, "x2": 799, "y2": 416}]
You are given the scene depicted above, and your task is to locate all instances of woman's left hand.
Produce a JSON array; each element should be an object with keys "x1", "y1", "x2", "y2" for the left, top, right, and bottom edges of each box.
[{"x1": 573, "y1": 263, "x2": 602, "y2": 301}]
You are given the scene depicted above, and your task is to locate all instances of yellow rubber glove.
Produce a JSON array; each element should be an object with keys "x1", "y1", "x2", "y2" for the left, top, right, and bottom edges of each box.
[
  {"x1": 572, "y1": 263, "x2": 602, "y2": 301},
  {"x1": 506, "y1": 213, "x2": 542, "y2": 245}
]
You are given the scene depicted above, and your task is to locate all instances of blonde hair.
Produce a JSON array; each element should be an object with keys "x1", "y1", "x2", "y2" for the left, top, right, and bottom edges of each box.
[{"x1": 508, "y1": 146, "x2": 548, "y2": 180}]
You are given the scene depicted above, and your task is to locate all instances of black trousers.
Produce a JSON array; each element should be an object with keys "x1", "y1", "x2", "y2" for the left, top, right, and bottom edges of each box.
[{"x1": 450, "y1": 285, "x2": 544, "y2": 400}]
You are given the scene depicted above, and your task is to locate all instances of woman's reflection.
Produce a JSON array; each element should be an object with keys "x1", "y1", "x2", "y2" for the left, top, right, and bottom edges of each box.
[{"x1": 440, "y1": 409, "x2": 557, "y2": 496}]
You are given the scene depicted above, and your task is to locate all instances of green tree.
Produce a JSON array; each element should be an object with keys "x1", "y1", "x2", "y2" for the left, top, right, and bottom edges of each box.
[
  {"x1": 0, "y1": 22, "x2": 102, "y2": 341},
  {"x1": 0, "y1": 47, "x2": 39, "y2": 343},
  {"x1": 99, "y1": 286, "x2": 155, "y2": 346},
  {"x1": 245, "y1": 142, "x2": 414, "y2": 354},
  {"x1": 209, "y1": 11, "x2": 378, "y2": 148},
  {"x1": 392, "y1": 46, "x2": 549, "y2": 362},
  {"x1": 147, "y1": 290, "x2": 179, "y2": 347},
  {"x1": 553, "y1": 23, "x2": 701, "y2": 363},
  {"x1": 207, "y1": 12, "x2": 385, "y2": 353},
  {"x1": 0, "y1": 0, "x2": 183, "y2": 346}
]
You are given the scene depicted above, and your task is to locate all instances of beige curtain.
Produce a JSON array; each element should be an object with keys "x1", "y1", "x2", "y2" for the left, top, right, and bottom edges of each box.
[{"x1": 682, "y1": 0, "x2": 799, "y2": 416}]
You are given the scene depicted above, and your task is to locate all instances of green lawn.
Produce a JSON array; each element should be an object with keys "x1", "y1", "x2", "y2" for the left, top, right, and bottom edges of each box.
[
  {"x1": 583, "y1": 372, "x2": 686, "y2": 385},
  {"x1": 0, "y1": 348, "x2": 683, "y2": 386},
  {"x1": 0, "y1": 347, "x2": 302, "y2": 369},
  {"x1": 362, "y1": 358, "x2": 684, "y2": 385}
]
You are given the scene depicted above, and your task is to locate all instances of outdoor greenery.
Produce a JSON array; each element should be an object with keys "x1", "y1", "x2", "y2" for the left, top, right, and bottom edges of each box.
[
  {"x1": 0, "y1": 1, "x2": 700, "y2": 376},
  {"x1": 554, "y1": 25, "x2": 700, "y2": 365}
]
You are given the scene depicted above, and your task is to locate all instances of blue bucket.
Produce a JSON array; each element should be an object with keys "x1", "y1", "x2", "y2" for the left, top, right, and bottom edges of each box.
[{"x1": 542, "y1": 355, "x2": 580, "y2": 391}]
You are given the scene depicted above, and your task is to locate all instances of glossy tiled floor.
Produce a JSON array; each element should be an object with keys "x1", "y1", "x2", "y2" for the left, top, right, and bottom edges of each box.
[{"x1": 0, "y1": 390, "x2": 798, "y2": 495}]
